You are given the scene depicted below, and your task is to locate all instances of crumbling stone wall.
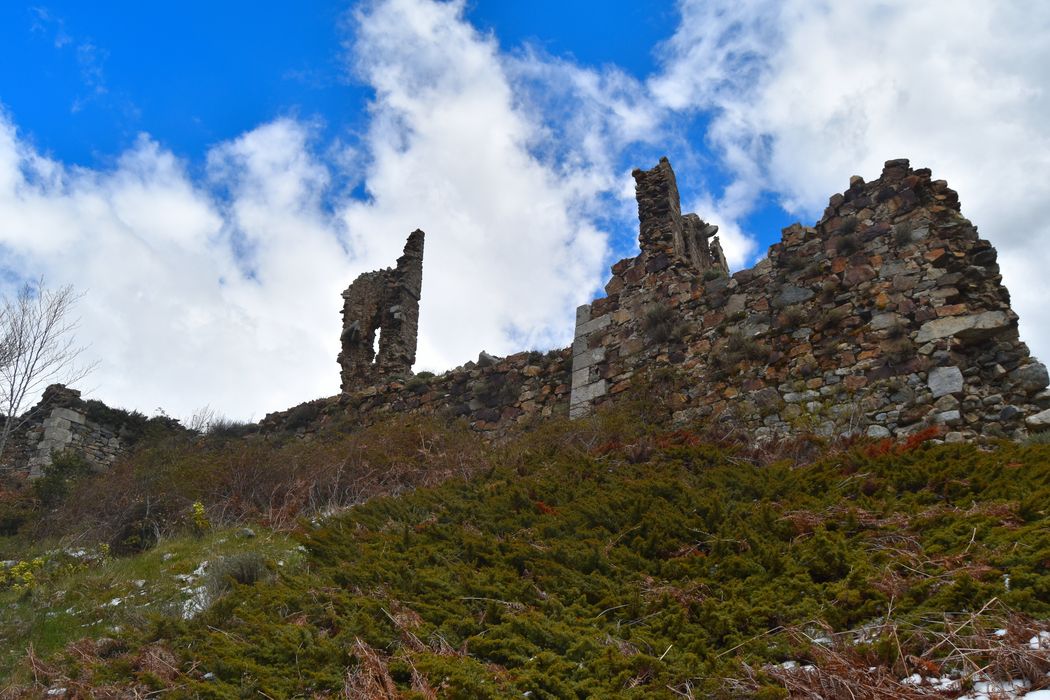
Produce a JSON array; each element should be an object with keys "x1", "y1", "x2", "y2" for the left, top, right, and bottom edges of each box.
[
  {"x1": 339, "y1": 230, "x2": 425, "y2": 391},
  {"x1": 7, "y1": 386, "x2": 126, "y2": 478},
  {"x1": 571, "y1": 158, "x2": 1049, "y2": 442},
  {"x1": 263, "y1": 348, "x2": 571, "y2": 436}
]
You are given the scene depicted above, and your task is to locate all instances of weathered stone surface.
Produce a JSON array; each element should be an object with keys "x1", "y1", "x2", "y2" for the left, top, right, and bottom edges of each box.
[
  {"x1": 573, "y1": 347, "x2": 606, "y2": 370},
  {"x1": 1011, "y1": 362, "x2": 1049, "y2": 394},
  {"x1": 870, "y1": 313, "x2": 902, "y2": 331},
  {"x1": 339, "y1": 230, "x2": 424, "y2": 391},
  {"x1": 632, "y1": 159, "x2": 729, "y2": 277},
  {"x1": 774, "y1": 285, "x2": 815, "y2": 307},
  {"x1": 927, "y1": 366, "x2": 964, "y2": 398},
  {"x1": 51, "y1": 407, "x2": 86, "y2": 424},
  {"x1": 1025, "y1": 409, "x2": 1050, "y2": 432},
  {"x1": 9, "y1": 384, "x2": 130, "y2": 479},
  {"x1": 915, "y1": 311, "x2": 1011, "y2": 343},
  {"x1": 866, "y1": 424, "x2": 891, "y2": 439}
]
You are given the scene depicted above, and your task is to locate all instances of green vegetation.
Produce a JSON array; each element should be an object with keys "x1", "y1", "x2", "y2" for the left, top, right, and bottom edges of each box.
[
  {"x1": 0, "y1": 529, "x2": 301, "y2": 683},
  {"x1": 0, "y1": 404, "x2": 1048, "y2": 697}
]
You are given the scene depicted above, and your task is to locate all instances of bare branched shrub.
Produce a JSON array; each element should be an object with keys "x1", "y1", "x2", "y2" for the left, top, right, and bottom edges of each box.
[
  {"x1": 0, "y1": 279, "x2": 97, "y2": 462},
  {"x1": 34, "y1": 413, "x2": 495, "y2": 541}
]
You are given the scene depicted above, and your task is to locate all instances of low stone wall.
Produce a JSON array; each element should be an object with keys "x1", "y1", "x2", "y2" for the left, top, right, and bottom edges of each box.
[
  {"x1": 3, "y1": 386, "x2": 126, "y2": 478},
  {"x1": 571, "y1": 158, "x2": 1049, "y2": 442},
  {"x1": 261, "y1": 348, "x2": 572, "y2": 436}
]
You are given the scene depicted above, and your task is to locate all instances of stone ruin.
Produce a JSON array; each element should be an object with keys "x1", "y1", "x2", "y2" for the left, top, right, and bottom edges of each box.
[
  {"x1": 1, "y1": 385, "x2": 126, "y2": 478},
  {"x1": 338, "y1": 229, "x2": 425, "y2": 391},
  {"x1": 634, "y1": 157, "x2": 729, "y2": 278},
  {"x1": 293, "y1": 154, "x2": 1047, "y2": 444},
  {"x1": 571, "y1": 157, "x2": 1049, "y2": 441},
  {"x1": 11, "y1": 154, "x2": 1050, "y2": 480}
]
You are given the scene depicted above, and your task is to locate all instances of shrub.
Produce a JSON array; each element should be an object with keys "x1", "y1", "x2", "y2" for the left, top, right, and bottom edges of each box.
[
  {"x1": 725, "y1": 332, "x2": 769, "y2": 363},
  {"x1": 206, "y1": 416, "x2": 255, "y2": 440},
  {"x1": 834, "y1": 232, "x2": 861, "y2": 256},
  {"x1": 109, "y1": 500, "x2": 166, "y2": 555},
  {"x1": 281, "y1": 401, "x2": 324, "y2": 432},
  {"x1": 778, "y1": 306, "x2": 806, "y2": 329},
  {"x1": 893, "y1": 223, "x2": 914, "y2": 247},
  {"x1": 204, "y1": 551, "x2": 271, "y2": 600},
  {"x1": 819, "y1": 278, "x2": 841, "y2": 303},
  {"x1": 781, "y1": 252, "x2": 807, "y2": 272},
  {"x1": 30, "y1": 413, "x2": 494, "y2": 542},
  {"x1": 838, "y1": 216, "x2": 860, "y2": 235},
  {"x1": 405, "y1": 372, "x2": 439, "y2": 393},
  {"x1": 472, "y1": 375, "x2": 521, "y2": 407},
  {"x1": 643, "y1": 304, "x2": 686, "y2": 344},
  {"x1": 1023, "y1": 431, "x2": 1050, "y2": 446},
  {"x1": 882, "y1": 337, "x2": 914, "y2": 364},
  {"x1": 33, "y1": 450, "x2": 93, "y2": 507}
]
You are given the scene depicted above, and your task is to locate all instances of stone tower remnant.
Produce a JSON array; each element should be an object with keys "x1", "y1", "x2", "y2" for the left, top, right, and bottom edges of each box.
[
  {"x1": 633, "y1": 157, "x2": 729, "y2": 277},
  {"x1": 338, "y1": 230, "x2": 424, "y2": 391},
  {"x1": 570, "y1": 158, "x2": 731, "y2": 419}
]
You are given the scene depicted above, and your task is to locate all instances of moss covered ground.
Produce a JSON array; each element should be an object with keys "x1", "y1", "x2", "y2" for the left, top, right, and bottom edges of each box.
[{"x1": 1, "y1": 410, "x2": 1048, "y2": 697}]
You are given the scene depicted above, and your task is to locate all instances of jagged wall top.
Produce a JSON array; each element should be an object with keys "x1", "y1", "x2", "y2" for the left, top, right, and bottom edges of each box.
[
  {"x1": 570, "y1": 157, "x2": 1049, "y2": 440},
  {"x1": 338, "y1": 230, "x2": 424, "y2": 392},
  {"x1": 633, "y1": 157, "x2": 729, "y2": 278}
]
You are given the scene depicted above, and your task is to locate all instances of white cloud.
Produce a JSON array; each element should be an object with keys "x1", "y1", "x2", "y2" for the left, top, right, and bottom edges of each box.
[
  {"x1": 0, "y1": 115, "x2": 347, "y2": 420},
  {"x1": 342, "y1": 0, "x2": 613, "y2": 365},
  {"x1": 654, "y1": 0, "x2": 1050, "y2": 362},
  {"x1": 0, "y1": 0, "x2": 626, "y2": 419}
]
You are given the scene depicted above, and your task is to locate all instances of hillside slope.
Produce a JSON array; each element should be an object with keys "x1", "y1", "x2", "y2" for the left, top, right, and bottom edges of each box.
[{"x1": 1, "y1": 409, "x2": 1049, "y2": 698}]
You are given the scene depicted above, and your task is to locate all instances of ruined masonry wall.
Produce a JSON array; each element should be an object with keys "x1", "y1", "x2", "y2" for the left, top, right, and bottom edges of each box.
[
  {"x1": 262, "y1": 348, "x2": 571, "y2": 436},
  {"x1": 8, "y1": 386, "x2": 125, "y2": 478},
  {"x1": 339, "y1": 230, "x2": 425, "y2": 391},
  {"x1": 571, "y1": 158, "x2": 1050, "y2": 442}
]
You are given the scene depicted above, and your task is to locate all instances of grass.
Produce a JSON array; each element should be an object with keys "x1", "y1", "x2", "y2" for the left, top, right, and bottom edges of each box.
[
  {"x1": 0, "y1": 528, "x2": 301, "y2": 683},
  {"x1": 1, "y1": 407, "x2": 1048, "y2": 697}
]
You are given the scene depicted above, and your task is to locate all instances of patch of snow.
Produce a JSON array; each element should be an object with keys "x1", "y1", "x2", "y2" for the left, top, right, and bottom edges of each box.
[
  {"x1": 958, "y1": 677, "x2": 1031, "y2": 699},
  {"x1": 1030, "y1": 631, "x2": 1050, "y2": 650},
  {"x1": 181, "y1": 586, "x2": 210, "y2": 619}
]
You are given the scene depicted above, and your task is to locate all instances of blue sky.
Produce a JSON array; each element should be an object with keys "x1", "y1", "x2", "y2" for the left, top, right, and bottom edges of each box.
[
  {"x1": 0, "y1": 2, "x2": 672, "y2": 161},
  {"x1": 0, "y1": 1, "x2": 785, "y2": 258},
  {"x1": 0, "y1": 1, "x2": 1048, "y2": 419}
]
